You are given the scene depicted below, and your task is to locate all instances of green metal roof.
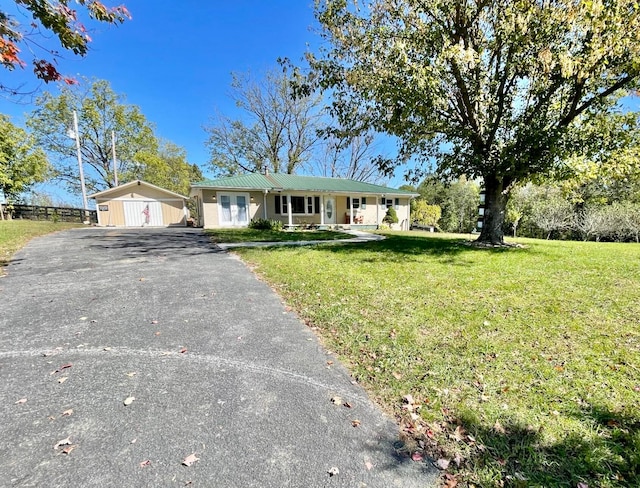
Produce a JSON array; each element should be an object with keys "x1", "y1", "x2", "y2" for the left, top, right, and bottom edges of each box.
[{"x1": 191, "y1": 173, "x2": 418, "y2": 196}]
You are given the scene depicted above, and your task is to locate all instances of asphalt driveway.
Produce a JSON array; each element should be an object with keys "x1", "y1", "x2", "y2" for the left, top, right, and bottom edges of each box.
[{"x1": 0, "y1": 228, "x2": 437, "y2": 487}]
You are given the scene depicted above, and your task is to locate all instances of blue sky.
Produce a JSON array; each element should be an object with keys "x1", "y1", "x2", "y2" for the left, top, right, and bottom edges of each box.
[{"x1": 3, "y1": 1, "x2": 387, "y2": 204}]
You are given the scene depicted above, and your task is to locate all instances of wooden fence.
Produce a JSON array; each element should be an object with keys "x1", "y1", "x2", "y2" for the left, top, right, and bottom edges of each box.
[{"x1": 0, "y1": 204, "x2": 97, "y2": 224}]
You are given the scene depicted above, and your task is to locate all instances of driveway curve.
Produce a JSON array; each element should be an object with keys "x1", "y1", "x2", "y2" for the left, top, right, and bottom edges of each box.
[{"x1": 0, "y1": 227, "x2": 437, "y2": 487}]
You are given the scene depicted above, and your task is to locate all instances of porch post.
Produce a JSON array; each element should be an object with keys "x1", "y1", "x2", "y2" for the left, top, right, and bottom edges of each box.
[
  {"x1": 320, "y1": 194, "x2": 325, "y2": 226},
  {"x1": 376, "y1": 195, "x2": 380, "y2": 227},
  {"x1": 263, "y1": 190, "x2": 268, "y2": 219},
  {"x1": 349, "y1": 194, "x2": 354, "y2": 226},
  {"x1": 287, "y1": 194, "x2": 292, "y2": 227}
]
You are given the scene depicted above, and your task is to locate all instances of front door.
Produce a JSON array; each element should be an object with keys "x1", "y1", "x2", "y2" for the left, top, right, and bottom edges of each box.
[
  {"x1": 324, "y1": 196, "x2": 336, "y2": 224},
  {"x1": 218, "y1": 192, "x2": 250, "y2": 227}
]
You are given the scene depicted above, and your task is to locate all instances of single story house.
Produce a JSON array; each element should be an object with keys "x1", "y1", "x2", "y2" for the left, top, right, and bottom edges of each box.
[
  {"x1": 89, "y1": 180, "x2": 189, "y2": 227},
  {"x1": 189, "y1": 173, "x2": 418, "y2": 230}
]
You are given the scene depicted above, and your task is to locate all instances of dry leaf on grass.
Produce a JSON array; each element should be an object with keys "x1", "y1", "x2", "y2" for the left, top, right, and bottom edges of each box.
[
  {"x1": 435, "y1": 458, "x2": 450, "y2": 470},
  {"x1": 182, "y1": 453, "x2": 199, "y2": 467},
  {"x1": 411, "y1": 452, "x2": 424, "y2": 462}
]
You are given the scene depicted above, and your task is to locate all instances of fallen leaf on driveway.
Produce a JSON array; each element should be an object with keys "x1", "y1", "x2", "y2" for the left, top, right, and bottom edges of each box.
[
  {"x1": 327, "y1": 467, "x2": 339, "y2": 476},
  {"x1": 54, "y1": 363, "x2": 72, "y2": 374},
  {"x1": 61, "y1": 445, "x2": 76, "y2": 455},
  {"x1": 179, "y1": 348, "x2": 187, "y2": 354},
  {"x1": 330, "y1": 396, "x2": 342, "y2": 405},
  {"x1": 411, "y1": 452, "x2": 424, "y2": 462},
  {"x1": 62, "y1": 409, "x2": 73, "y2": 416},
  {"x1": 139, "y1": 460, "x2": 151, "y2": 467},
  {"x1": 58, "y1": 377, "x2": 68, "y2": 384},
  {"x1": 343, "y1": 401, "x2": 352, "y2": 408},
  {"x1": 123, "y1": 396, "x2": 135, "y2": 406},
  {"x1": 79, "y1": 317, "x2": 88, "y2": 321},
  {"x1": 364, "y1": 461, "x2": 373, "y2": 471},
  {"x1": 151, "y1": 320, "x2": 158, "y2": 324},
  {"x1": 126, "y1": 372, "x2": 137, "y2": 377},
  {"x1": 182, "y1": 453, "x2": 199, "y2": 466},
  {"x1": 103, "y1": 347, "x2": 112, "y2": 351},
  {"x1": 352, "y1": 419, "x2": 361, "y2": 427},
  {"x1": 54, "y1": 437, "x2": 72, "y2": 450},
  {"x1": 15, "y1": 398, "x2": 27, "y2": 405}
]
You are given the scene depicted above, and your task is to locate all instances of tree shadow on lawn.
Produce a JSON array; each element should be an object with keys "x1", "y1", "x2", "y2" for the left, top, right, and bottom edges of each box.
[
  {"x1": 318, "y1": 234, "x2": 530, "y2": 264},
  {"x1": 452, "y1": 403, "x2": 639, "y2": 486}
]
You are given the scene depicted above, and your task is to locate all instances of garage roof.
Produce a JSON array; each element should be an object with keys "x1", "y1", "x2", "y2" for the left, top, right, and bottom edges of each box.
[{"x1": 88, "y1": 180, "x2": 189, "y2": 200}]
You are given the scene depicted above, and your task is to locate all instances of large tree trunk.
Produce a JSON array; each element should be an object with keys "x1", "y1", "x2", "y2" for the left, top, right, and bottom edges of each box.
[{"x1": 477, "y1": 174, "x2": 509, "y2": 245}]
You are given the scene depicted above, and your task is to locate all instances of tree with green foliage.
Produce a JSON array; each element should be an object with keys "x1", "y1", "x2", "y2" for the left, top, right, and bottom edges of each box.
[
  {"x1": 0, "y1": 1, "x2": 129, "y2": 93},
  {"x1": 557, "y1": 111, "x2": 640, "y2": 205},
  {"x1": 310, "y1": 0, "x2": 640, "y2": 244},
  {"x1": 411, "y1": 199, "x2": 441, "y2": 230},
  {"x1": 417, "y1": 175, "x2": 479, "y2": 233},
  {"x1": 0, "y1": 115, "x2": 50, "y2": 218},
  {"x1": 133, "y1": 140, "x2": 202, "y2": 197},
  {"x1": 27, "y1": 79, "x2": 157, "y2": 194},
  {"x1": 383, "y1": 206, "x2": 398, "y2": 224},
  {"x1": 205, "y1": 69, "x2": 322, "y2": 176}
]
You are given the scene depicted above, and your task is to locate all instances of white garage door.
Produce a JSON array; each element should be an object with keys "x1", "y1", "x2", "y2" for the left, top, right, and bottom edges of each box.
[{"x1": 123, "y1": 201, "x2": 163, "y2": 227}]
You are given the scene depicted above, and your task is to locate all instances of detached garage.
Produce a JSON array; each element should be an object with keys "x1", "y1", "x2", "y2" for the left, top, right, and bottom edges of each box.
[{"x1": 89, "y1": 180, "x2": 189, "y2": 227}]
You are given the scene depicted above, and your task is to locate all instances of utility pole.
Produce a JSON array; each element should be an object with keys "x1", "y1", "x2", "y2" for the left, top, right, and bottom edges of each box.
[
  {"x1": 111, "y1": 130, "x2": 119, "y2": 186},
  {"x1": 71, "y1": 110, "x2": 89, "y2": 222}
]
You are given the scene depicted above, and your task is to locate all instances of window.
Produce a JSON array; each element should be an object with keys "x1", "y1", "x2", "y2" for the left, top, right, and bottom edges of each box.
[
  {"x1": 347, "y1": 197, "x2": 360, "y2": 209},
  {"x1": 291, "y1": 196, "x2": 305, "y2": 213},
  {"x1": 382, "y1": 198, "x2": 399, "y2": 209},
  {"x1": 277, "y1": 195, "x2": 318, "y2": 214}
]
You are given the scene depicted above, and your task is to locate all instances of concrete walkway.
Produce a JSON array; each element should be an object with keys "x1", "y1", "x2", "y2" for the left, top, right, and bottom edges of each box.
[
  {"x1": 216, "y1": 229, "x2": 385, "y2": 250},
  {"x1": 0, "y1": 228, "x2": 436, "y2": 487}
]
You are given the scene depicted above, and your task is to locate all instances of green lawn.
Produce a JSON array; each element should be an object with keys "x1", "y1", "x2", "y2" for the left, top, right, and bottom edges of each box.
[
  {"x1": 205, "y1": 228, "x2": 353, "y2": 243},
  {"x1": 0, "y1": 220, "x2": 83, "y2": 272},
  {"x1": 234, "y1": 231, "x2": 640, "y2": 487}
]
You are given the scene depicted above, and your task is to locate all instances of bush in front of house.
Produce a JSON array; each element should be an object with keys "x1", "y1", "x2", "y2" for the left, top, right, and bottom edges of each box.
[
  {"x1": 249, "y1": 218, "x2": 283, "y2": 231},
  {"x1": 383, "y1": 207, "x2": 399, "y2": 224}
]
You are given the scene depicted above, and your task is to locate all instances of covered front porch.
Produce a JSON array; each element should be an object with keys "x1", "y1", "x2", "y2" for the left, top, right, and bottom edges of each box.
[{"x1": 267, "y1": 193, "x2": 389, "y2": 230}]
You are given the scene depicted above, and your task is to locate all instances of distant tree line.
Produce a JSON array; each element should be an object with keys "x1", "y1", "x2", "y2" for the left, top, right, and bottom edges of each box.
[{"x1": 408, "y1": 172, "x2": 640, "y2": 243}]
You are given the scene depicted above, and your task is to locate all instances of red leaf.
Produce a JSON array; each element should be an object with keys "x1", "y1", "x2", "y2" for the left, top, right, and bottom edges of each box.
[
  {"x1": 411, "y1": 452, "x2": 424, "y2": 462},
  {"x1": 55, "y1": 363, "x2": 72, "y2": 374}
]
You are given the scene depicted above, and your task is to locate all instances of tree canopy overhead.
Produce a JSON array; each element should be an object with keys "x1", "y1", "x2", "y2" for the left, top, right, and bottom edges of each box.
[
  {"x1": 310, "y1": 0, "x2": 640, "y2": 243},
  {"x1": 0, "y1": 1, "x2": 130, "y2": 92}
]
